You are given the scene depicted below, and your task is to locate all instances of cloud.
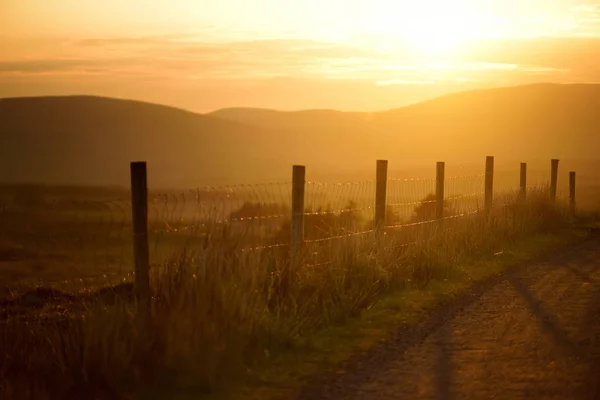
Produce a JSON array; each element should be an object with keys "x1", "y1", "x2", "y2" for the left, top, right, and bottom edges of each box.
[
  {"x1": 376, "y1": 79, "x2": 436, "y2": 86},
  {"x1": 0, "y1": 36, "x2": 390, "y2": 80},
  {"x1": 1, "y1": 32, "x2": 600, "y2": 110},
  {"x1": 0, "y1": 58, "x2": 135, "y2": 73},
  {"x1": 570, "y1": 4, "x2": 600, "y2": 13},
  {"x1": 460, "y1": 37, "x2": 600, "y2": 69},
  {"x1": 0, "y1": 39, "x2": 586, "y2": 86},
  {"x1": 74, "y1": 33, "x2": 198, "y2": 47},
  {"x1": 567, "y1": 3, "x2": 600, "y2": 35}
]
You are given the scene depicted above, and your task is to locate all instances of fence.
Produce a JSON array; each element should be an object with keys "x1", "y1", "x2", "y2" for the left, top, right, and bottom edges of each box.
[{"x1": 0, "y1": 157, "x2": 577, "y2": 299}]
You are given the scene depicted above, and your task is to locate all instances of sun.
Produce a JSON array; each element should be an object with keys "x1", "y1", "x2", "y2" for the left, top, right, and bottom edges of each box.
[
  {"x1": 355, "y1": 0, "x2": 496, "y2": 56},
  {"x1": 402, "y1": 16, "x2": 475, "y2": 55}
]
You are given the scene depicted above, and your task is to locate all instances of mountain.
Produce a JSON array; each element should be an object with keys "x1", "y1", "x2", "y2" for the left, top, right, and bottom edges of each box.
[
  {"x1": 209, "y1": 108, "x2": 369, "y2": 133},
  {"x1": 0, "y1": 96, "x2": 394, "y2": 187},
  {"x1": 210, "y1": 83, "x2": 600, "y2": 165},
  {"x1": 0, "y1": 96, "x2": 375, "y2": 187},
  {"x1": 369, "y1": 83, "x2": 600, "y2": 162},
  {"x1": 2, "y1": 84, "x2": 600, "y2": 188},
  {"x1": 0, "y1": 96, "x2": 287, "y2": 187}
]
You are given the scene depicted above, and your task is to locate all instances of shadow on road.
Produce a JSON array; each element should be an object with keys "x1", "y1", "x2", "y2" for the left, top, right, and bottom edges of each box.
[
  {"x1": 297, "y1": 236, "x2": 600, "y2": 400},
  {"x1": 434, "y1": 323, "x2": 454, "y2": 400},
  {"x1": 507, "y1": 274, "x2": 582, "y2": 356},
  {"x1": 431, "y1": 246, "x2": 600, "y2": 400},
  {"x1": 583, "y1": 279, "x2": 600, "y2": 398}
]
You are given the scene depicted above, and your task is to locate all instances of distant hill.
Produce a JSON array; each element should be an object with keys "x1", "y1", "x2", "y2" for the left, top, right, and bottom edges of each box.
[
  {"x1": 369, "y1": 83, "x2": 600, "y2": 162},
  {"x1": 2, "y1": 84, "x2": 600, "y2": 188},
  {"x1": 210, "y1": 83, "x2": 600, "y2": 164},
  {"x1": 209, "y1": 107, "x2": 369, "y2": 133},
  {"x1": 0, "y1": 96, "x2": 337, "y2": 187}
]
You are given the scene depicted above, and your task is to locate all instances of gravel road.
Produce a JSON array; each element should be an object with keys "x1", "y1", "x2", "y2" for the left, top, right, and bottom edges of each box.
[{"x1": 295, "y1": 233, "x2": 600, "y2": 400}]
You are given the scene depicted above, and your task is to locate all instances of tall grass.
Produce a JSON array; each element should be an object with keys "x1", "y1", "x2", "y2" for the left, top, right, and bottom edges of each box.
[{"x1": 0, "y1": 188, "x2": 573, "y2": 399}]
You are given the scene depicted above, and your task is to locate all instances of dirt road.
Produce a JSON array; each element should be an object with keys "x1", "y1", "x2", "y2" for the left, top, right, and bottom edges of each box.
[{"x1": 296, "y1": 233, "x2": 600, "y2": 400}]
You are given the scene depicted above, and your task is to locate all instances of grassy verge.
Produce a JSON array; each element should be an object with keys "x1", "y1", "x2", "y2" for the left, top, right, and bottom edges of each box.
[
  {"x1": 216, "y1": 228, "x2": 588, "y2": 400},
  {"x1": 0, "y1": 190, "x2": 594, "y2": 400}
]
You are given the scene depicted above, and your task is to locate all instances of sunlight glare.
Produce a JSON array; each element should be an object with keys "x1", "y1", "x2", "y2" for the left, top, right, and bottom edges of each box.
[{"x1": 356, "y1": 0, "x2": 507, "y2": 56}]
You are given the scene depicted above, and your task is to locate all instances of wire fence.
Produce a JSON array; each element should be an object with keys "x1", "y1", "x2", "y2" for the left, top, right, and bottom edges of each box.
[{"x1": 0, "y1": 159, "x2": 569, "y2": 296}]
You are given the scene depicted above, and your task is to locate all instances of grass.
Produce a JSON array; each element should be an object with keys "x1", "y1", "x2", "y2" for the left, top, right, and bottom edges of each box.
[
  {"x1": 0, "y1": 188, "x2": 594, "y2": 400},
  {"x1": 219, "y1": 229, "x2": 586, "y2": 400}
]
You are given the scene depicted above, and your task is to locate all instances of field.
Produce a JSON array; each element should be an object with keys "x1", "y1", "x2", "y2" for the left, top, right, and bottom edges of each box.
[{"x1": 0, "y1": 163, "x2": 598, "y2": 399}]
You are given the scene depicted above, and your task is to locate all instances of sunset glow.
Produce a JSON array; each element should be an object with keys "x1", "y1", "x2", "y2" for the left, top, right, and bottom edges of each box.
[{"x1": 1, "y1": 1, "x2": 600, "y2": 111}]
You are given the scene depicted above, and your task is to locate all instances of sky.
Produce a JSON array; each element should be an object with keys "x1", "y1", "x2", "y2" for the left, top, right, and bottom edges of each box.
[{"x1": 1, "y1": 0, "x2": 600, "y2": 112}]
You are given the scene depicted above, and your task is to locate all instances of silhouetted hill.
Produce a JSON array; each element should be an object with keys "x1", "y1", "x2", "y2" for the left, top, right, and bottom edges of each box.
[
  {"x1": 209, "y1": 107, "x2": 369, "y2": 133},
  {"x1": 369, "y1": 83, "x2": 600, "y2": 161},
  {"x1": 2, "y1": 84, "x2": 600, "y2": 188},
  {"x1": 0, "y1": 96, "x2": 386, "y2": 187},
  {"x1": 0, "y1": 96, "x2": 306, "y2": 187},
  {"x1": 210, "y1": 83, "x2": 600, "y2": 165}
]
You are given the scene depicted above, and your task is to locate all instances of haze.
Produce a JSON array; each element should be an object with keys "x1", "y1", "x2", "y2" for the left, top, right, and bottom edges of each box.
[{"x1": 2, "y1": 0, "x2": 600, "y2": 111}]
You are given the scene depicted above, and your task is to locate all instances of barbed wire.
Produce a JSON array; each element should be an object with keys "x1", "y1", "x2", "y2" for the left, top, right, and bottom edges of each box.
[
  {"x1": 0, "y1": 170, "x2": 559, "y2": 293},
  {"x1": 148, "y1": 183, "x2": 293, "y2": 229},
  {"x1": 304, "y1": 180, "x2": 375, "y2": 215},
  {"x1": 304, "y1": 229, "x2": 375, "y2": 244},
  {"x1": 388, "y1": 192, "x2": 484, "y2": 208},
  {"x1": 303, "y1": 206, "x2": 373, "y2": 216},
  {"x1": 239, "y1": 242, "x2": 290, "y2": 252},
  {"x1": 384, "y1": 209, "x2": 482, "y2": 230}
]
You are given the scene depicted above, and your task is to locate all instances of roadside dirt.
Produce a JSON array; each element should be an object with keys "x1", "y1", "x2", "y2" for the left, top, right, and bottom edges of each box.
[{"x1": 295, "y1": 231, "x2": 600, "y2": 400}]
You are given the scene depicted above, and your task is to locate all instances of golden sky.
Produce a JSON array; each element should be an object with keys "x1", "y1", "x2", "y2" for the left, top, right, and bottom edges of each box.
[{"x1": 1, "y1": 0, "x2": 600, "y2": 111}]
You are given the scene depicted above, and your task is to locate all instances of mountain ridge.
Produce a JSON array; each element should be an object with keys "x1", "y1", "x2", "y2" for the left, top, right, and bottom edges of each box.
[{"x1": 2, "y1": 83, "x2": 600, "y2": 187}]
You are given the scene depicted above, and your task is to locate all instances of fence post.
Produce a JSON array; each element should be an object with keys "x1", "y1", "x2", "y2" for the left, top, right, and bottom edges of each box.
[
  {"x1": 550, "y1": 159, "x2": 559, "y2": 202},
  {"x1": 569, "y1": 171, "x2": 576, "y2": 213},
  {"x1": 291, "y1": 165, "x2": 306, "y2": 263},
  {"x1": 520, "y1": 162, "x2": 527, "y2": 201},
  {"x1": 436, "y1": 161, "x2": 445, "y2": 222},
  {"x1": 375, "y1": 160, "x2": 388, "y2": 233},
  {"x1": 485, "y1": 156, "x2": 494, "y2": 213},
  {"x1": 130, "y1": 161, "x2": 150, "y2": 304}
]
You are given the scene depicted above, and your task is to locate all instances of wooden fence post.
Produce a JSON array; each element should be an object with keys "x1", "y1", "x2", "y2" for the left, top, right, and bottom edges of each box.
[
  {"x1": 550, "y1": 159, "x2": 559, "y2": 202},
  {"x1": 569, "y1": 171, "x2": 576, "y2": 213},
  {"x1": 291, "y1": 165, "x2": 306, "y2": 263},
  {"x1": 375, "y1": 160, "x2": 388, "y2": 233},
  {"x1": 130, "y1": 161, "x2": 150, "y2": 304},
  {"x1": 436, "y1": 161, "x2": 445, "y2": 222},
  {"x1": 520, "y1": 162, "x2": 527, "y2": 201},
  {"x1": 485, "y1": 156, "x2": 494, "y2": 213}
]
